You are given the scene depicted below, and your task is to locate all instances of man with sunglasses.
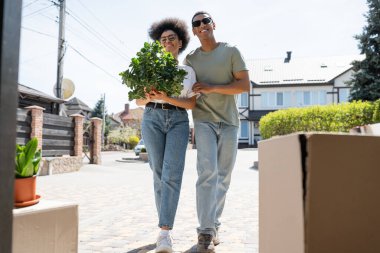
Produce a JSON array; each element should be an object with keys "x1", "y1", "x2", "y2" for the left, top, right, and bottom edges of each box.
[{"x1": 184, "y1": 11, "x2": 250, "y2": 253}]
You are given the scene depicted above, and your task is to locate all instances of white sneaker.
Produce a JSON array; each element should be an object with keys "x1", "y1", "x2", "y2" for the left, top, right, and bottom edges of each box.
[{"x1": 155, "y1": 231, "x2": 173, "y2": 253}]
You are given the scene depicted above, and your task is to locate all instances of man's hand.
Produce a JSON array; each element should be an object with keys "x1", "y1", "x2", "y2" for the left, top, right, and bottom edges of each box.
[{"x1": 192, "y1": 82, "x2": 213, "y2": 94}]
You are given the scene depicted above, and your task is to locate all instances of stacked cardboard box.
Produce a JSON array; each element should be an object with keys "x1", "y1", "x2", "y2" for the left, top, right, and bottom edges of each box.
[
  {"x1": 13, "y1": 200, "x2": 78, "y2": 253},
  {"x1": 259, "y1": 133, "x2": 380, "y2": 253}
]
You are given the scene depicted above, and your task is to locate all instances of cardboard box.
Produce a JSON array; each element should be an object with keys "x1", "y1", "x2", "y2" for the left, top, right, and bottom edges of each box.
[
  {"x1": 258, "y1": 133, "x2": 380, "y2": 253},
  {"x1": 13, "y1": 200, "x2": 78, "y2": 253}
]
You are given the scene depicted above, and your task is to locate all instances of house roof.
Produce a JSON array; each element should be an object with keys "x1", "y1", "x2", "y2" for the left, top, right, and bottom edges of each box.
[
  {"x1": 115, "y1": 107, "x2": 144, "y2": 121},
  {"x1": 18, "y1": 83, "x2": 64, "y2": 103},
  {"x1": 65, "y1": 97, "x2": 92, "y2": 112},
  {"x1": 248, "y1": 110, "x2": 275, "y2": 121},
  {"x1": 246, "y1": 54, "x2": 365, "y2": 86}
]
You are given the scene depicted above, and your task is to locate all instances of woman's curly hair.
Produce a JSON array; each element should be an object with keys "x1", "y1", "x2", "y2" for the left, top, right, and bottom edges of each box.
[{"x1": 148, "y1": 17, "x2": 190, "y2": 54}]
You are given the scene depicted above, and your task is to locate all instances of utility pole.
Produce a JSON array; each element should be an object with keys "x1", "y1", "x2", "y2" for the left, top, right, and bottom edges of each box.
[
  {"x1": 56, "y1": 0, "x2": 66, "y2": 115},
  {"x1": 102, "y1": 93, "x2": 106, "y2": 148}
]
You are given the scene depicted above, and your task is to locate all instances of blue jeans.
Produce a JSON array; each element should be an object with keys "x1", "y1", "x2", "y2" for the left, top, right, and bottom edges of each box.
[
  {"x1": 141, "y1": 107, "x2": 189, "y2": 229},
  {"x1": 194, "y1": 121, "x2": 239, "y2": 237}
]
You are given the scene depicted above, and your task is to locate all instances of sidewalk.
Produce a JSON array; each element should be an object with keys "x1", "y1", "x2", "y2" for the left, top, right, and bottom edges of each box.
[{"x1": 37, "y1": 149, "x2": 259, "y2": 253}]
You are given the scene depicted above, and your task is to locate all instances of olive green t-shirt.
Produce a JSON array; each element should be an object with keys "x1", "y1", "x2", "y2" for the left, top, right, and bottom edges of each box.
[{"x1": 184, "y1": 42, "x2": 249, "y2": 126}]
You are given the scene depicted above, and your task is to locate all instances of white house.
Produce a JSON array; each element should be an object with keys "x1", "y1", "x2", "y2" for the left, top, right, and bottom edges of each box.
[{"x1": 237, "y1": 52, "x2": 365, "y2": 147}]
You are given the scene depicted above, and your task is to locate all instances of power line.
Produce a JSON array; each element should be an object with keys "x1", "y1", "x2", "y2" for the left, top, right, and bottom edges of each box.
[
  {"x1": 75, "y1": 0, "x2": 133, "y2": 56},
  {"x1": 21, "y1": 51, "x2": 56, "y2": 64},
  {"x1": 23, "y1": 0, "x2": 41, "y2": 9},
  {"x1": 65, "y1": 7, "x2": 131, "y2": 61},
  {"x1": 21, "y1": 26, "x2": 57, "y2": 39},
  {"x1": 40, "y1": 12, "x2": 58, "y2": 23},
  {"x1": 68, "y1": 45, "x2": 122, "y2": 84},
  {"x1": 23, "y1": 3, "x2": 55, "y2": 18}
]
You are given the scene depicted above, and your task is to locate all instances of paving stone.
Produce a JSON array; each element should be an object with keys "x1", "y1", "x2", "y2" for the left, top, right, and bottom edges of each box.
[{"x1": 37, "y1": 149, "x2": 259, "y2": 252}]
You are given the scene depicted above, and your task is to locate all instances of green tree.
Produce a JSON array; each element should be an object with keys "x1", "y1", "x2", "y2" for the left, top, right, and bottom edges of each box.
[
  {"x1": 349, "y1": 0, "x2": 380, "y2": 101},
  {"x1": 91, "y1": 95, "x2": 111, "y2": 138}
]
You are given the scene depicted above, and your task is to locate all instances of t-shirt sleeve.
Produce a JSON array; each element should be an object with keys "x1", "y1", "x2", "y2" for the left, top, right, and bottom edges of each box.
[
  {"x1": 183, "y1": 55, "x2": 191, "y2": 67},
  {"x1": 231, "y1": 46, "x2": 249, "y2": 73}
]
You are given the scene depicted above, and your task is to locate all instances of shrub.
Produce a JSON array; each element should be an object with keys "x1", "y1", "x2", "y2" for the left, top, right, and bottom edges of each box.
[
  {"x1": 140, "y1": 148, "x2": 147, "y2": 153},
  {"x1": 128, "y1": 135, "x2": 140, "y2": 149},
  {"x1": 259, "y1": 100, "x2": 377, "y2": 139},
  {"x1": 107, "y1": 127, "x2": 139, "y2": 146},
  {"x1": 372, "y1": 99, "x2": 380, "y2": 122}
]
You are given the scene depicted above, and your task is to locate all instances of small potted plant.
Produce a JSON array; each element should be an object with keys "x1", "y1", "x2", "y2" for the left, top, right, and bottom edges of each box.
[
  {"x1": 119, "y1": 41, "x2": 187, "y2": 100},
  {"x1": 139, "y1": 147, "x2": 148, "y2": 162},
  {"x1": 14, "y1": 137, "x2": 42, "y2": 207}
]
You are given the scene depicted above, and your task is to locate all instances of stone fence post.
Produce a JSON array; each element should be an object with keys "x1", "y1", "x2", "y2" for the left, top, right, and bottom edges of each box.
[
  {"x1": 90, "y1": 117, "x2": 102, "y2": 164},
  {"x1": 70, "y1": 114, "x2": 84, "y2": 157},
  {"x1": 25, "y1": 105, "x2": 45, "y2": 150}
]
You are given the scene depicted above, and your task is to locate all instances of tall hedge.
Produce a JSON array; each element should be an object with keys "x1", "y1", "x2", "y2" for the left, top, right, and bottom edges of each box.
[{"x1": 259, "y1": 100, "x2": 380, "y2": 139}]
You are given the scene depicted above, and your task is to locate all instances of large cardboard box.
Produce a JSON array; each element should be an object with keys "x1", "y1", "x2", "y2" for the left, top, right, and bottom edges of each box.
[
  {"x1": 258, "y1": 133, "x2": 380, "y2": 253},
  {"x1": 13, "y1": 200, "x2": 78, "y2": 253}
]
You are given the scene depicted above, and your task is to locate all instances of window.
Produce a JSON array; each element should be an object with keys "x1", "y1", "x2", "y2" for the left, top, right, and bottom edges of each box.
[
  {"x1": 239, "y1": 120, "x2": 249, "y2": 139},
  {"x1": 296, "y1": 91, "x2": 303, "y2": 106},
  {"x1": 319, "y1": 91, "x2": 327, "y2": 104},
  {"x1": 238, "y1": 92, "x2": 248, "y2": 107},
  {"x1": 277, "y1": 92, "x2": 283, "y2": 106},
  {"x1": 303, "y1": 91, "x2": 311, "y2": 105},
  {"x1": 339, "y1": 89, "x2": 350, "y2": 103},
  {"x1": 283, "y1": 92, "x2": 291, "y2": 106},
  {"x1": 261, "y1": 92, "x2": 291, "y2": 108},
  {"x1": 296, "y1": 90, "x2": 327, "y2": 106}
]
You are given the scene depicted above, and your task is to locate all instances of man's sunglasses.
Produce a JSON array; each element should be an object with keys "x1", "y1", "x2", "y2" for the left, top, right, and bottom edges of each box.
[{"x1": 192, "y1": 17, "x2": 213, "y2": 28}]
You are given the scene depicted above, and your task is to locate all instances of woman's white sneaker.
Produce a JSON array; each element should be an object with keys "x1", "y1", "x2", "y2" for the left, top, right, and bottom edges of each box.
[{"x1": 155, "y1": 231, "x2": 173, "y2": 253}]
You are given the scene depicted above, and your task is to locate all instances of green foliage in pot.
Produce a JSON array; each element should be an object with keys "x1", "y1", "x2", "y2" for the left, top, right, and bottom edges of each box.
[
  {"x1": 15, "y1": 137, "x2": 42, "y2": 178},
  {"x1": 140, "y1": 148, "x2": 147, "y2": 153},
  {"x1": 119, "y1": 41, "x2": 187, "y2": 100}
]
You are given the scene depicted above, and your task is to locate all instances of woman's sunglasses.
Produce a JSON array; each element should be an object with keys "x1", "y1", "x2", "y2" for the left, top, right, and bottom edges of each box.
[
  {"x1": 160, "y1": 34, "x2": 177, "y2": 43},
  {"x1": 192, "y1": 17, "x2": 213, "y2": 28}
]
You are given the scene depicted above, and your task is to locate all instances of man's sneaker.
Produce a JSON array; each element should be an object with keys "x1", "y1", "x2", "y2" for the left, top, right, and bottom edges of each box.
[
  {"x1": 213, "y1": 229, "x2": 220, "y2": 246},
  {"x1": 197, "y1": 233, "x2": 215, "y2": 253},
  {"x1": 155, "y1": 231, "x2": 173, "y2": 253}
]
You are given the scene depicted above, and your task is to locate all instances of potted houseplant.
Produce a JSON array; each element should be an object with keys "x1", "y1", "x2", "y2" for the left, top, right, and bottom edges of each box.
[
  {"x1": 119, "y1": 41, "x2": 187, "y2": 100},
  {"x1": 139, "y1": 147, "x2": 149, "y2": 162},
  {"x1": 14, "y1": 137, "x2": 42, "y2": 207}
]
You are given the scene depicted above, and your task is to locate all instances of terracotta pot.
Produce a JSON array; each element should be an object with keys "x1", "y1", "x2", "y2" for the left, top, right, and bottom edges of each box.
[
  {"x1": 14, "y1": 176, "x2": 36, "y2": 204},
  {"x1": 139, "y1": 152, "x2": 149, "y2": 162}
]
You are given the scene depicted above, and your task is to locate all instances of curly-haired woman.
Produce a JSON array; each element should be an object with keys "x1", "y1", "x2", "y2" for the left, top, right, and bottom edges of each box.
[{"x1": 135, "y1": 17, "x2": 197, "y2": 253}]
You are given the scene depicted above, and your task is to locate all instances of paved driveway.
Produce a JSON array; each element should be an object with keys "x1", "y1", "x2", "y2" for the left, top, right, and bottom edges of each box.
[{"x1": 37, "y1": 149, "x2": 258, "y2": 253}]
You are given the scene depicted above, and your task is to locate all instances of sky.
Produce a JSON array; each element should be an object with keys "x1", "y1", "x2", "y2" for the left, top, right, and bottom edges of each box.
[{"x1": 19, "y1": 0, "x2": 369, "y2": 114}]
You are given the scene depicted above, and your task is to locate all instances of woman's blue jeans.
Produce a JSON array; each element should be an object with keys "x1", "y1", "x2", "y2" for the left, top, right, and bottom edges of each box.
[
  {"x1": 142, "y1": 107, "x2": 189, "y2": 229},
  {"x1": 194, "y1": 121, "x2": 239, "y2": 237}
]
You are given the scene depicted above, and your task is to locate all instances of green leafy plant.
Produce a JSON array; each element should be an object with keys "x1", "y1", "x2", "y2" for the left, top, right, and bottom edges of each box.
[
  {"x1": 15, "y1": 137, "x2": 42, "y2": 178},
  {"x1": 372, "y1": 99, "x2": 380, "y2": 122},
  {"x1": 119, "y1": 41, "x2": 187, "y2": 100},
  {"x1": 140, "y1": 147, "x2": 147, "y2": 153}
]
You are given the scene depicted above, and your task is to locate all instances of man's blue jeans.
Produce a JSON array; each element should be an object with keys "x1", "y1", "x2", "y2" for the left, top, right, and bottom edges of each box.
[
  {"x1": 142, "y1": 107, "x2": 189, "y2": 229},
  {"x1": 194, "y1": 121, "x2": 239, "y2": 237}
]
